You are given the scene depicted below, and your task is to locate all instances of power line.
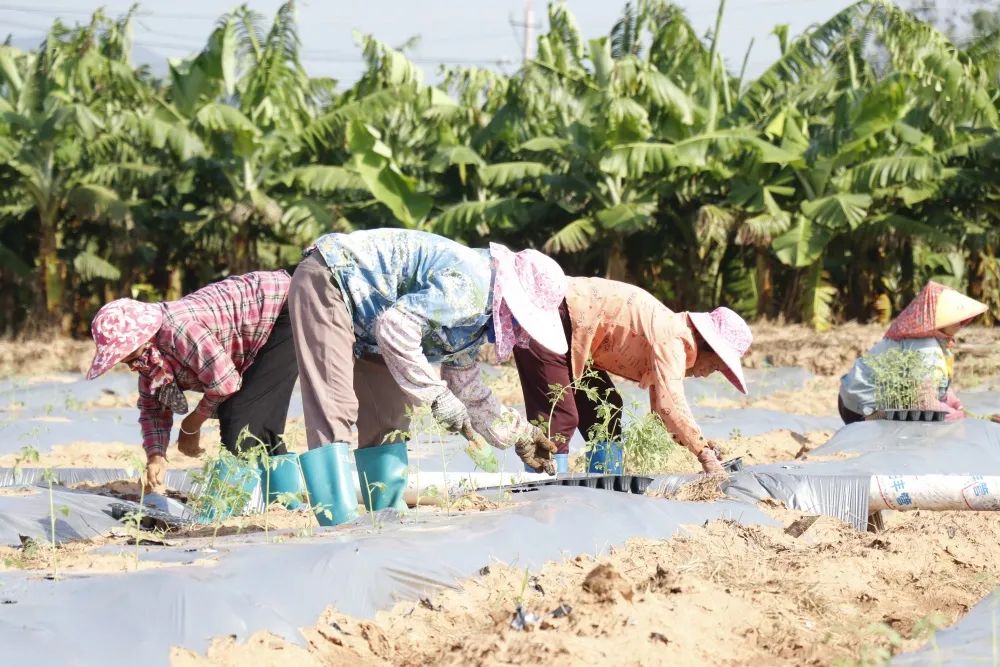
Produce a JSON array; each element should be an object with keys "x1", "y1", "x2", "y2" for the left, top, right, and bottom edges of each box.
[
  {"x1": 0, "y1": 17, "x2": 49, "y2": 34},
  {"x1": 128, "y1": 37, "x2": 515, "y2": 67},
  {"x1": 0, "y1": 3, "x2": 219, "y2": 20},
  {"x1": 0, "y1": 3, "x2": 97, "y2": 17}
]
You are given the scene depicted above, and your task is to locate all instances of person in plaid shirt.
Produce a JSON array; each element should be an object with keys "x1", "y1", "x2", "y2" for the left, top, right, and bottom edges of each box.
[{"x1": 85, "y1": 270, "x2": 297, "y2": 493}]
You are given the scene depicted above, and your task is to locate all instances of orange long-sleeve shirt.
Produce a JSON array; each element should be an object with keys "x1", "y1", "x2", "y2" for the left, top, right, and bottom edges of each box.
[{"x1": 565, "y1": 277, "x2": 707, "y2": 454}]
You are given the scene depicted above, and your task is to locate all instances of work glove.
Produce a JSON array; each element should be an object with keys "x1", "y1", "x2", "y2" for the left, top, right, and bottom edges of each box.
[
  {"x1": 144, "y1": 454, "x2": 167, "y2": 495},
  {"x1": 431, "y1": 390, "x2": 473, "y2": 434},
  {"x1": 515, "y1": 428, "x2": 558, "y2": 475},
  {"x1": 696, "y1": 447, "x2": 725, "y2": 475}
]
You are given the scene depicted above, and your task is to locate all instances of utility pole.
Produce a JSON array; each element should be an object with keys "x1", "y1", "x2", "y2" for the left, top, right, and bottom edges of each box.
[
  {"x1": 522, "y1": 0, "x2": 534, "y2": 63},
  {"x1": 510, "y1": 0, "x2": 540, "y2": 65}
]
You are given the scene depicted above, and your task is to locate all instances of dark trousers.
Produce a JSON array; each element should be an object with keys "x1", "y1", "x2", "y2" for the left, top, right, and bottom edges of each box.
[
  {"x1": 512, "y1": 301, "x2": 623, "y2": 453},
  {"x1": 838, "y1": 394, "x2": 865, "y2": 425},
  {"x1": 217, "y1": 304, "x2": 298, "y2": 455}
]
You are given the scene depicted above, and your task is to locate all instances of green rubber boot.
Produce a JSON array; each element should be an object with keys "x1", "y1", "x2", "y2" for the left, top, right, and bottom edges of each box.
[
  {"x1": 299, "y1": 442, "x2": 360, "y2": 526},
  {"x1": 259, "y1": 453, "x2": 305, "y2": 510},
  {"x1": 354, "y1": 441, "x2": 409, "y2": 511}
]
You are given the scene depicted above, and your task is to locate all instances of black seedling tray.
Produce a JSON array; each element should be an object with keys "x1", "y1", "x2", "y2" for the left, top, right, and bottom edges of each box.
[
  {"x1": 880, "y1": 409, "x2": 947, "y2": 422},
  {"x1": 723, "y1": 457, "x2": 744, "y2": 473},
  {"x1": 110, "y1": 502, "x2": 189, "y2": 531},
  {"x1": 481, "y1": 473, "x2": 654, "y2": 496}
]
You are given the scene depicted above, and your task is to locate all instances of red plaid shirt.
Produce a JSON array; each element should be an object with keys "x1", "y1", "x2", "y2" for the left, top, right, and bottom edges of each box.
[{"x1": 138, "y1": 271, "x2": 291, "y2": 456}]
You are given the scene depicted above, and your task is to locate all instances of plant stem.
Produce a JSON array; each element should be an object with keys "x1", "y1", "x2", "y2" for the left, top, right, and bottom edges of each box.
[{"x1": 48, "y1": 477, "x2": 57, "y2": 579}]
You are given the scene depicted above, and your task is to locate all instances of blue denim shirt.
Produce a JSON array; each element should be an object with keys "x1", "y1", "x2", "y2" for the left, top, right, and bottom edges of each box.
[
  {"x1": 839, "y1": 337, "x2": 950, "y2": 415},
  {"x1": 311, "y1": 229, "x2": 493, "y2": 366}
]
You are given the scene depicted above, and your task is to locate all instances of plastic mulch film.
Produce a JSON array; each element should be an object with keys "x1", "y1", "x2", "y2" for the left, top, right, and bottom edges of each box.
[
  {"x1": 0, "y1": 485, "x2": 135, "y2": 543},
  {"x1": 0, "y1": 487, "x2": 776, "y2": 667},
  {"x1": 651, "y1": 419, "x2": 1000, "y2": 530},
  {"x1": 649, "y1": 472, "x2": 872, "y2": 531}
]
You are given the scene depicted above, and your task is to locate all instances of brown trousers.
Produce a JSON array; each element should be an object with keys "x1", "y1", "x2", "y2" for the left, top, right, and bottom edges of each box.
[
  {"x1": 288, "y1": 253, "x2": 416, "y2": 449},
  {"x1": 512, "y1": 301, "x2": 623, "y2": 453}
]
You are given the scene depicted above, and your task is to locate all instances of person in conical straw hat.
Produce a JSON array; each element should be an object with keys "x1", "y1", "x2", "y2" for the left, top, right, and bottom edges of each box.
[
  {"x1": 839, "y1": 281, "x2": 988, "y2": 423},
  {"x1": 512, "y1": 276, "x2": 753, "y2": 476},
  {"x1": 289, "y1": 228, "x2": 567, "y2": 474}
]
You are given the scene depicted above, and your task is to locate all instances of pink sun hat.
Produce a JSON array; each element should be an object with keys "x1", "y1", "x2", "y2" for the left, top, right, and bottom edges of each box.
[
  {"x1": 688, "y1": 307, "x2": 753, "y2": 395},
  {"x1": 86, "y1": 298, "x2": 163, "y2": 379},
  {"x1": 489, "y1": 243, "x2": 568, "y2": 360}
]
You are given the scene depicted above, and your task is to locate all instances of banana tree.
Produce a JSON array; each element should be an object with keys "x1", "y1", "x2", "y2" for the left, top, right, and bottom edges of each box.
[
  {"x1": 734, "y1": 0, "x2": 998, "y2": 327},
  {"x1": 0, "y1": 12, "x2": 139, "y2": 331},
  {"x1": 149, "y1": 2, "x2": 333, "y2": 276}
]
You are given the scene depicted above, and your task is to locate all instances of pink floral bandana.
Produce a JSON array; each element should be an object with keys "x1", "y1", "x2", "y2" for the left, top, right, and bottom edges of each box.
[
  {"x1": 86, "y1": 298, "x2": 163, "y2": 379},
  {"x1": 127, "y1": 346, "x2": 188, "y2": 414}
]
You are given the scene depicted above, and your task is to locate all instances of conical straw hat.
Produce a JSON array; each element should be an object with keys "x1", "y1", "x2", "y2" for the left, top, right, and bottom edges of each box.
[{"x1": 935, "y1": 290, "x2": 987, "y2": 329}]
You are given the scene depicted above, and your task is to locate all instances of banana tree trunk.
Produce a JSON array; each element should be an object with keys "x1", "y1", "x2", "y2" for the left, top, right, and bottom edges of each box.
[
  {"x1": 604, "y1": 235, "x2": 628, "y2": 281},
  {"x1": 35, "y1": 208, "x2": 65, "y2": 332},
  {"x1": 968, "y1": 248, "x2": 985, "y2": 303},
  {"x1": 166, "y1": 267, "x2": 184, "y2": 301},
  {"x1": 755, "y1": 246, "x2": 773, "y2": 318},
  {"x1": 231, "y1": 230, "x2": 252, "y2": 275}
]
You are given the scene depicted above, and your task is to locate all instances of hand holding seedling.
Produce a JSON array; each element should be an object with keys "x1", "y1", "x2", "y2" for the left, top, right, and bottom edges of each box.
[
  {"x1": 431, "y1": 391, "x2": 473, "y2": 434},
  {"x1": 177, "y1": 413, "x2": 206, "y2": 457},
  {"x1": 516, "y1": 429, "x2": 558, "y2": 475},
  {"x1": 144, "y1": 454, "x2": 166, "y2": 494}
]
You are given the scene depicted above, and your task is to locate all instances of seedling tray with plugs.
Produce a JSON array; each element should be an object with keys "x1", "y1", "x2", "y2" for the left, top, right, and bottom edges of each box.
[
  {"x1": 880, "y1": 410, "x2": 947, "y2": 422},
  {"x1": 110, "y1": 502, "x2": 190, "y2": 531},
  {"x1": 481, "y1": 473, "x2": 653, "y2": 496}
]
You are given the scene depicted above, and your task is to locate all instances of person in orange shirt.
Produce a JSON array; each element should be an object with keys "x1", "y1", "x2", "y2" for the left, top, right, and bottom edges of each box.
[{"x1": 513, "y1": 277, "x2": 753, "y2": 475}]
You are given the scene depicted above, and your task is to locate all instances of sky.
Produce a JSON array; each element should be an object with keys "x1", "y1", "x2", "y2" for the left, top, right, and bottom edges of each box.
[{"x1": 0, "y1": 0, "x2": 968, "y2": 86}]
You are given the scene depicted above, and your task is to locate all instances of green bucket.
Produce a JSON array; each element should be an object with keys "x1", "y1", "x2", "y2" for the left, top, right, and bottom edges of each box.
[
  {"x1": 299, "y1": 442, "x2": 359, "y2": 526},
  {"x1": 354, "y1": 441, "x2": 409, "y2": 511},
  {"x1": 194, "y1": 454, "x2": 261, "y2": 524},
  {"x1": 259, "y1": 453, "x2": 305, "y2": 510}
]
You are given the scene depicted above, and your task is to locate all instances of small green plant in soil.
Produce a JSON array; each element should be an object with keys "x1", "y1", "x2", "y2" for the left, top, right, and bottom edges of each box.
[
  {"x1": 833, "y1": 611, "x2": 948, "y2": 667},
  {"x1": 189, "y1": 447, "x2": 258, "y2": 547},
  {"x1": 115, "y1": 451, "x2": 149, "y2": 570},
  {"x1": 235, "y1": 429, "x2": 274, "y2": 539},
  {"x1": 3, "y1": 535, "x2": 42, "y2": 569},
  {"x1": 402, "y1": 406, "x2": 456, "y2": 514},
  {"x1": 865, "y1": 347, "x2": 943, "y2": 412},
  {"x1": 361, "y1": 472, "x2": 387, "y2": 532},
  {"x1": 543, "y1": 366, "x2": 678, "y2": 475},
  {"x1": 15, "y1": 446, "x2": 67, "y2": 579}
]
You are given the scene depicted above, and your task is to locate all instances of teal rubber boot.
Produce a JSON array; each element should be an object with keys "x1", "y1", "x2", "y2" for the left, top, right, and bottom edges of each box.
[
  {"x1": 586, "y1": 441, "x2": 624, "y2": 474},
  {"x1": 194, "y1": 453, "x2": 261, "y2": 524},
  {"x1": 299, "y1": 442, "x2": 360, "y2": 526},
  {"x1": 354, "y1": 441, "x2": 409, "y2": 511},
  {"x1": 259, "y1": 453, "x2": 305, "y2": 510}
]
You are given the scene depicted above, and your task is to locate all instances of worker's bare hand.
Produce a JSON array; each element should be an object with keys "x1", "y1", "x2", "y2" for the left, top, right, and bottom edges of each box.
[
  {"x1": 176, "y1": 414, "x2": 205, "y2": 457},
  {"x1": 144, "y1": 454, "x2": 167, "y2": 495}
]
